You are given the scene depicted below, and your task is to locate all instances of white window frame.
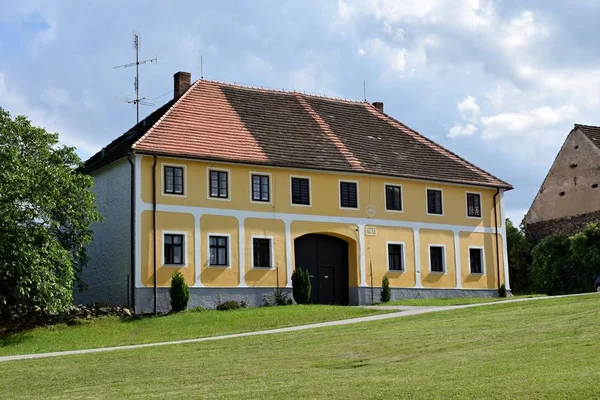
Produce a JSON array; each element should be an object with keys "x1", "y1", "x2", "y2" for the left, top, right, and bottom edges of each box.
[
  {"x1": 465, "y1": 191, "x2": 483, "y2": 219},
  {"x1": 384, "y1": 183, "x2": 404, "y2": 213},
  {"x1": 207, "y1": 167, "x2": 231, "y2": 202},
  {"x1": 468, "y1": 246, "x2": 485, "y2": 275},
  {"x1": 386, "y1": 241, "x2": 406, "y2": 272},
  {"x1": 290, "y1": 175, "x2": 312, "y2": 207},
  {"x1": 249, "y1": 171, "x2": 272, "y2": 204},
  {"x1": 161, "y1": 163, "x2": 187, "y2": 198},
  {"x1": 250, "y1": 235, "x2": 275, "y2": 269},
  {"x1": 428, "y1": 244, "x2": 446, "y2": 274},
  {"x1": 207, "y1": 233, "x2": 232, "y2": 268},
  {"x1": 338, "y1": 179, "x2": 360, "y2": 210},
  {"x1": 425, "y1": 187, "x2": 444, "y2": 216},
  {"x1": 162, "y1": 230, "x2": 188, "y2": 267}
]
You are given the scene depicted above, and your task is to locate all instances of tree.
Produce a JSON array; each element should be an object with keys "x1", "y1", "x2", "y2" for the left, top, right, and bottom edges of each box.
[
  {"x1": 506, "y1": 218, "x2": 533, "y2": 294},
  {"x1": 291, "y1": 267, "x2": 311, "y2": 304},
  {"x1": 380, "y1": 276, "x2": 391, "y2": 303},
  {"x1": 169, "y1": 271, "x2": 190, "y2": 312},
  {"x1": 569, "y1": 221, "x2": 600, "y2": 292},
  {"x1": 0, "y1": 108, "x2": 102, "y2": 314},
  {"x1": 530, "y1": 234, "x2": 574, "y2": 295}
]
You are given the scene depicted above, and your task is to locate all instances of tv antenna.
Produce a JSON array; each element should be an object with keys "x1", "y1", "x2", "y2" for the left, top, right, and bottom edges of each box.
[{"x1": 113, "y1": 30, "x2": 157, "y2": 123}]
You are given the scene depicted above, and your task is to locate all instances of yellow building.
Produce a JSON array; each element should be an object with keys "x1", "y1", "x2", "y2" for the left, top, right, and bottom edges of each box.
[{"x1": 82, "y1": 71, "x2": 512, "y2": 313}]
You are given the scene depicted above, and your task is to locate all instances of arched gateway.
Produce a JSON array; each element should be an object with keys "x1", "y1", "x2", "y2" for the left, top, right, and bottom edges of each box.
[{"x1": 294, "y1": 234, "x2": 349, "y2": 305}]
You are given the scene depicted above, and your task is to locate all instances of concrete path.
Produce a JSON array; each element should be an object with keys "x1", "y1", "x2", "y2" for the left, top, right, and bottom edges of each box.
[{"x1": 0, "y1": 292, "x2": 595, "y2": 363}]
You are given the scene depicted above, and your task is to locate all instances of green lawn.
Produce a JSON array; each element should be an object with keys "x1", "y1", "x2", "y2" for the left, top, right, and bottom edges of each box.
[
  {"x1": 0, "y1": 305, "x2": 384, "y2": 357},
  {"x1": 1, "y1": 294, "x2": 599, "y2": 399},
  {"x1": 382, "y1": 294, "x2": 545, "y2": 307}
]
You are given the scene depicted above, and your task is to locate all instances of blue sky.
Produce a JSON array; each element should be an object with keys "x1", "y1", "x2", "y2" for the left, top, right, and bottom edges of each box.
[{"x1": 2, "y1": 0, "x2": 600, "y2": 225}]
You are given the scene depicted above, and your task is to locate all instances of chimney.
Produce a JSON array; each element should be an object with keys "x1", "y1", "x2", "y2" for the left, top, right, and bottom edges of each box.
[
  {"x1": 173, "y1": 71, "x2": 191, "y2": 100},
  {"x1": 372, "y1": 102, "x2": 384, "y2": 113}
]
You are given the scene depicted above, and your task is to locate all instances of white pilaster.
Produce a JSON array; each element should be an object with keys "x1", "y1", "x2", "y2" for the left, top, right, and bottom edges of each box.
[
  {"x1": 193, "y1": 214, "x2": 203, "y2": 287},
  {"x1": 358, "y1": 224, "x2": 367, "y2": 287},
  {"x1": 135, "y1": 154, "x2": 143, "y2": 288},
  {"x1": 453, "y1": 230, "x2": 462, "y2": 289},
  {"x1": 285, "y1": 220, "x2": 293, "y2": 287},
  {"x1": 500, "y1": 191, "x2": 511, "y2": 290},
  {"x1": 238, "y1": 217, "x2": 247, "y2": 287},
  {"x1": 413, "y1": 228, "x2": 422, "y2": 288}
]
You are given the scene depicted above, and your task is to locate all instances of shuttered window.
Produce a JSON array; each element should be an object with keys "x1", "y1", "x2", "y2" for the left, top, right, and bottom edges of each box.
[
  {"x1": 291, "y1": 177, "x2": 310, "y2": 205},
  {"x1": 467, "y1": 193, "x2": 481, "y2": 218},
  {"x1": 429, "y1": 246, "x2": 445, "y2": 273},
  {"x1": 427, "y1": 189, "x2": 443, "y2": 215},
  {"x1": 164, "y1": 166, "x2": 184, "y2": 195},
  {"x1": 385, "y1": 185, "x2": 402, "y2": 211},
  {"x1": 340, "y1": 181, "x2": 358, "y2": 208}
]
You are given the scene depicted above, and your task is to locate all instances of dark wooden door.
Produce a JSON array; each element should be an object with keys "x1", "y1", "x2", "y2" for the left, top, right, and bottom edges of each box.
[{"x1": 294, "y1": 234, "x2": 349, "y2": 305}]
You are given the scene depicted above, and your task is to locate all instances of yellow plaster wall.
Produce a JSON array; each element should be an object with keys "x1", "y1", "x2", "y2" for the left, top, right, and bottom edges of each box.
[
  {"x1": 244, "y1": 217, "x2": 287, "y2": 287},
  {"x1": 459, "y1": 232, "x2": 501, "y2": 289},
  {"x1": 419, "y1": 229, "x2": 456, "y2": 288},
  {"x1": 140, "y1": 156, "x2": 503, "y2": 228},
  {"x1": 290, "y1": 221, "x2": 360, "y2": 287},
  {"x1": 365, "y1": 226, "x2": 415, "y2": 288},
  {"x1": 200, "y1": 214, "x2": 239, "y2": 287},
  {"x1": 140, "y1": 210, "x2": 196, "y2": 287}
]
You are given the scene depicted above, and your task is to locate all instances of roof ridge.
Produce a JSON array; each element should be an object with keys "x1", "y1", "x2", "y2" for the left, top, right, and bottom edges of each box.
[
  {"x1": 365, "y1": 103, "x2": 512, "y2": 188},
  {"x1": 200, "y1": 78, "x2": 368, "y2": 105},
  {"x1": 132, "y1": 79, "x2": 202, "y2": 149}
]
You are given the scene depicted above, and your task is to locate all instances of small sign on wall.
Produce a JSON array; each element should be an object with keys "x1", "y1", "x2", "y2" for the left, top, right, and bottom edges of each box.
[{"x1": 365, "y1": 226, "x2": 377, "y2": 236}]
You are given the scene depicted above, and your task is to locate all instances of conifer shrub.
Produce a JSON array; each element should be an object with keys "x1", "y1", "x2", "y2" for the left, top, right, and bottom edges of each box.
[
  {"x1": 292, "y1": 267, "x2": 311, "y2": 304},
  {"x1": 498, "y1": 283, "x2": 507, "y2": 298},
  {"x1": 169, "y1": 271, "x2": 189, "y2": 313},
  {"x1": 380, "y1": 276, "x2": 391, "y2": 303}
]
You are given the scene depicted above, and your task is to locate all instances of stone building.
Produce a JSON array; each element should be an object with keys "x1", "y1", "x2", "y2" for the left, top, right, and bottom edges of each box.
[{"x1": 523, "y1": 124, "x2": 600, "y2": 241}]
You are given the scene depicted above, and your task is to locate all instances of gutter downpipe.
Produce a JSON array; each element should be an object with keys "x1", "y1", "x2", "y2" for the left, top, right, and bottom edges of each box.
[
  {"x1": 152, "y1": 154, "x2": 158, "y2": 316},
  {"x1": 127, "y1": 152, "x2": 136, "y2": 312},
  {"x1": 493, "y1": 188, "x2": 501, "y2": 290}
]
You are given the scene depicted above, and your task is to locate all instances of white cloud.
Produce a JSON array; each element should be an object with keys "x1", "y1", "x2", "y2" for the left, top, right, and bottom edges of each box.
[
  {"x1": 457, "y1": 96, "x2": 480, "y2": 122},
  {"x1": 357, "y1": 48, "x2": 365, "y2": 56},
  {"x1": 501, "y1": 11, "x2": 548, "y2": 50},
  {"x1": 448, "y1": 123, "x2": 477, "y2": 138}
]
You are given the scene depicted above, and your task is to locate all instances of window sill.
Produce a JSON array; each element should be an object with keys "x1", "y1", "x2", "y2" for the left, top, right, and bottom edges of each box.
[
  {"x1": 469, "y1": 272, "x2": 485, "y2": 276},
  {"x1": 428, "y1": 271, "x2": 446, "y2": 275},
  {"x1": 467, "y1": 215, "x2": 482, "y2": 219},
  {"x1": 207, "y1": 264, "x2": 231, "y2": 269},
  {"x1": 426, "y1": 212, "x2": 444, "y2": 217},
  {"x1": 162, "y1": 264, "x2": 187, "y2": 268},
  {"x1": 207, "y1": 196, "x2": 231, "y2": 202},
  {"x1": 385, "y1": 208, "x2": 404, "y2": 213},
  {"x1": 251, "y1": 266, "x2": 273, "y2": 270},
  {"x1": 291, "y1": 203, "x2": 311, "y2": 207},
  {"x1": 387, "y1": 270, "x2": 405, "y2": 273}
]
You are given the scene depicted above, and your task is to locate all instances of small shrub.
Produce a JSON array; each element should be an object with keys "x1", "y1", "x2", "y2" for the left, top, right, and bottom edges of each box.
[
  {"x1": 498, "y1": 284, "x2": 507, "y2": 298},
  {"x1": 380, "y1": 276, "x2": 391, "y2": 303},
  {"x1": 169, "y1": 271, "x2": 189, "y2": 313},
  {"x1": 216, "y1": 300, "x2": 241, "y2": 311},
  {"x1": 292, "y1": 267, "x2": 311, "y2": 304}
]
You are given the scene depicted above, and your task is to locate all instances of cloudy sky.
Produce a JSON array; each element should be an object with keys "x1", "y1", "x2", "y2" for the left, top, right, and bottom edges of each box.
[{"x1": 2, "y1": 0, "x2": 599, "y2": 225}]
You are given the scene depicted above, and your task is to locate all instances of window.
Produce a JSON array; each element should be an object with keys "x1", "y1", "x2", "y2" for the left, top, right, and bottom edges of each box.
[
  {"x1": 291, "y1": 177, "x2": 310, "y2": 205},
  {"x1": 427, "y1": 189, "x2": 443, "y2": 215},
  {"x1": 209, "y1": 170, "x2": 228, "y2": 198},
  {"x1": 209, "y1": 236, "x2": 228, "y2": 266},
  {"x1": 251, "y1": 174, "x2": 270, "y2": 202},
  {"x1": 164, "y1": 234, "x2": 184, "y2": 265},
  {"x1": 469, "y1": 248, "x2": 484, "y2": 274},
  {"x1": 387, "y1": 243, "x2": 404, "y2": 271},
  {"x1": 164, "y1": 166, "x2": 184, "y2": 195},
  {"x1": 466, "y1": 193, "x2": 481, "y2": 218},
  {"x1": 385, "y1": 185, "x2": 402, "y2": 211},
  {"x1": 340, "y1": 181, "x2": 358, "y2": 208},
  {"x1": 252, "y1": 238, "x2": 272, "y2": 268},
  {"x1": 429, "y1": 246, "x2": 445, "y2": 273}
]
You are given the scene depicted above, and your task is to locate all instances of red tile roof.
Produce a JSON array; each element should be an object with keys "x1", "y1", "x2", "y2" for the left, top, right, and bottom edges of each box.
[{"x1": 88, "y1": 79, "x2": 512, "y2": 189}]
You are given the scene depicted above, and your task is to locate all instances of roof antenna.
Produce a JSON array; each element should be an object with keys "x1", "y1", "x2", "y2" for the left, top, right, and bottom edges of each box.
[
  {"x1": 113, "y1": 30, "x2": 158, "y2": 123},
  {"x1": 201, "y1": 54, "x2": 204, "y2": 79},
  {"x1": 363, "y1": 80, "x2": 367, "y2": 102}
]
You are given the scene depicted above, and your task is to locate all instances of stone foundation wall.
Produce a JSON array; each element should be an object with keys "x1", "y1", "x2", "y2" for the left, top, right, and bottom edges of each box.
[{"x1": 523, "y1": 210, "x2": 600, "y2": 242}]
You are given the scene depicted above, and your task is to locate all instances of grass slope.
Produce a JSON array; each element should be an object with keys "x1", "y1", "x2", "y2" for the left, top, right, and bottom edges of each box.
[
  {"x1": 0, "y1": 305, "x2": 383, "y2": 357},
  {"x1": 383, "y1": 294, "x2": 545, "y2": 307},
  {"x1": 1, "y1": 294, "x2": 599, "y2": 399}
]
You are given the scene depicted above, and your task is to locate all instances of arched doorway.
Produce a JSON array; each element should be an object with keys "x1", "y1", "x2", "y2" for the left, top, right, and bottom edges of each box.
[{"x1": 294, "y1": 234, "x2": 349, "y2": 305}]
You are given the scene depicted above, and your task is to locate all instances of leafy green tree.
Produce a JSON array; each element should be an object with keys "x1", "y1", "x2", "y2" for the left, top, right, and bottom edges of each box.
[
  {"x1": 169, "y1": 271, "x2": 190, "y2": 312},
  {"x1": 569, "y1": 221, "x2": 600, "y2": 291},
  {"x1": 506, "y1": 219, "x2": 533, "y2": 294},
  {"x1": 291, "y1": 267, "x2": 311, "y2": 304},
  {"x1": 530, "y1": 235, "x2": 575, "y2": 295},
  {"x1": 0, "y1": 108, "x2": 102, "y2": 314},
  {"x1": 380, "y1": 276, "x2": 391, "y2": 303}
]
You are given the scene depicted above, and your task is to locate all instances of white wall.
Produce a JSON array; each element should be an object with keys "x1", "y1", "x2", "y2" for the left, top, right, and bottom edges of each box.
[{"x1": 75, "y1": 157, "x2": 132, "y2": 306}]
